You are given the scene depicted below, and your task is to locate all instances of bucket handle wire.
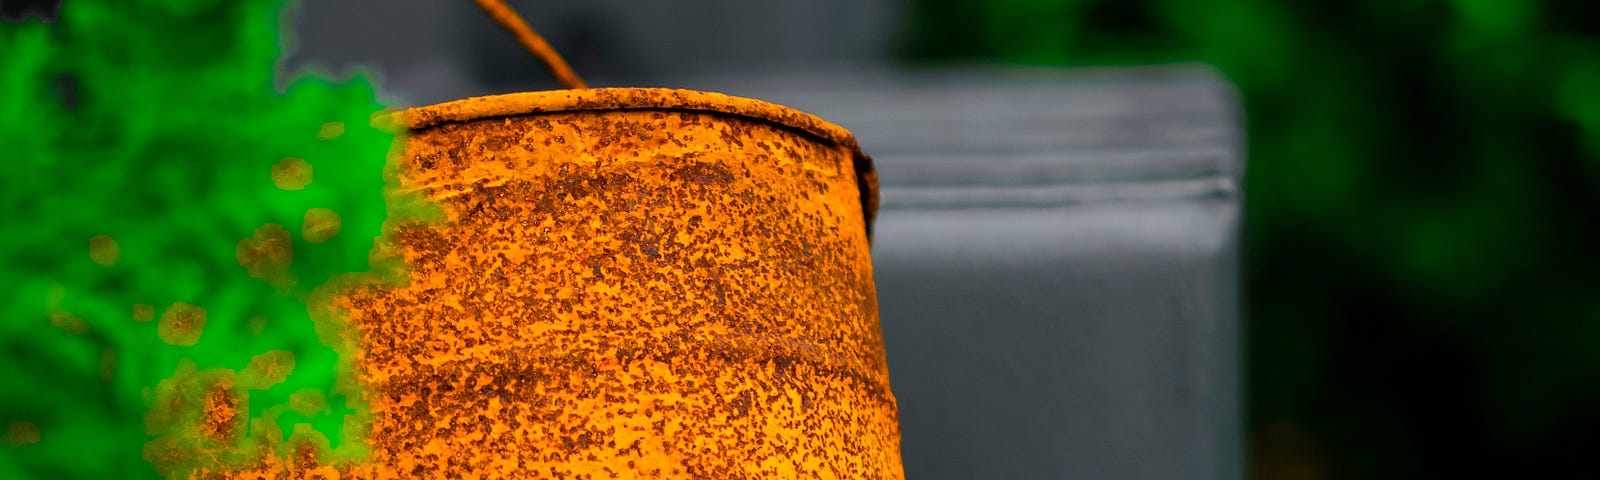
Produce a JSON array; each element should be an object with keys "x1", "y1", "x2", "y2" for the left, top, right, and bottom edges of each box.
[{"x1": 472, "y1": 0, "x2": 588, "y2": 89}]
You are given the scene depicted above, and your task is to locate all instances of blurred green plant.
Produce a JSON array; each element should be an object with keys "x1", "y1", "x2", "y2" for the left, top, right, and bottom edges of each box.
[
  {"x1": 907, "y1": 0, "x2": 1600, "y2": 478},
  {"x1": 0, "y1": 0, "x2": 405, "y2": 477}
]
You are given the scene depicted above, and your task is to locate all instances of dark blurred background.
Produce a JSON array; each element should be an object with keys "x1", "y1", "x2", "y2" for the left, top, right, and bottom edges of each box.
[
  {"x1": 242, "y1": 0, "x2": 1600, "y2": 478},
  {"x1": 902, "y1": 1, "x2": 1600, "y2": 478},
  {"x1": 279, "y1": 0, "x2": 1600, "y2": 478}
]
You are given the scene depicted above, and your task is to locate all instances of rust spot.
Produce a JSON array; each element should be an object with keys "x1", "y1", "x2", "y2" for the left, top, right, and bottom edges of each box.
[
  {"x1": 89, "y1": 235, "x2": 119, "y2": 266},
  {"x1": 49, "y1": 311, "x2": 86, "y2": 334},
  {"x1": 730, "y1": 390, "x2": 754, "y2": 419},
  {"x1": 4, "y1": 421, "x2": 39, "y2": 447},
  {"x1": 201, "y1": 378, "x2": 240, "y2": 442},
  {"x1": 141, "y1": 362, "x2": 274, "y2": 477},
  {"x1": 272, "y1": 157, "x2": 313, "y2": 190},
  {"x1": 292, "y1": 437, "x2": 320, "y2": 470},
  {"x1": 240, "y1": 350, "x2": 295, "y2": 390},
  {"x1": 236, "y1": 223, "x2": 294, "y2": 287},
  {"x1": 157, "y1": 302, "x2": 206, "y2": 346},
  {"x1": 302, "y1": 208, "x2": 342, "y2": 244},
  {"x1": 284, "y1": 426, "x2": 341, "y2": 478},
  {"x1": 318, "y1": 121, "x2": 345, "y2": 140}
]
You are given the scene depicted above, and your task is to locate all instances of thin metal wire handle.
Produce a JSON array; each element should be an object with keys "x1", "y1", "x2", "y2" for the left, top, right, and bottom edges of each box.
[{"x1": 472, "y1": 0, "x2": 588, "y2": 89}]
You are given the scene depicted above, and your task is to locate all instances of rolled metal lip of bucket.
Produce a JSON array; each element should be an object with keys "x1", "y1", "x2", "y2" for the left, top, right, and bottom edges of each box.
[{"x1": 391, "y1": 87, "x2": 880, "y2": 237}]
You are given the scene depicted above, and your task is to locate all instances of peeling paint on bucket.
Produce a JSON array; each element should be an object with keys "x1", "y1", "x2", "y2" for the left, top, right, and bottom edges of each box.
[{"x1": 314, "y1": 88, "x2": 900, "y2": 478}]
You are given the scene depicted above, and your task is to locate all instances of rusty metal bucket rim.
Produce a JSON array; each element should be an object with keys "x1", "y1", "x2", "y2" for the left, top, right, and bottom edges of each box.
[{"x1": 391, "y1": 87, "x2": 879, "y2": 237}]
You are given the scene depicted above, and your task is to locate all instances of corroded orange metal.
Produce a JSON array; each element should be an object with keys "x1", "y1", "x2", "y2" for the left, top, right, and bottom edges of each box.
[{"x1": 326, "y1": 88, "x2": 898, "y2": 478}]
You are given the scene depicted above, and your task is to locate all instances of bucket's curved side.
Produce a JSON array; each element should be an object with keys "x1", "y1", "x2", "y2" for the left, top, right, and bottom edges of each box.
[{"x1": 339, "y1": 106, "x2": 901, "y2": 478}]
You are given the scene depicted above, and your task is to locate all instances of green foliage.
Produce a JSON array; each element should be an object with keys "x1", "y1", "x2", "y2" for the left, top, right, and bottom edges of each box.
[
  {"x1": 0, "y1": 1, "x2": 398, "y2": 477},
  {"x1": 908, "y1": 0, "x2": 1600, "y2": 477}
]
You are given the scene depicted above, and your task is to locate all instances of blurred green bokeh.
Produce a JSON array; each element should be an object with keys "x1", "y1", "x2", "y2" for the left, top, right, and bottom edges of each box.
[
  {"x1": 905, "y1": 0, "x2": 1600, "y2": 478},
  {"x1": 0, "y1": 1, "x2": 400, "y2": 477}
]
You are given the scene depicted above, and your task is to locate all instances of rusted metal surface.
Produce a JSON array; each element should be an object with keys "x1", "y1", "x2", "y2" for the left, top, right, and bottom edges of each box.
[
  {"x1": 249, "y1": 88, "x2": 899, "y2": 478},
  {"x1": 393, "y1": 87, "x2": 879, "y2": 233}
]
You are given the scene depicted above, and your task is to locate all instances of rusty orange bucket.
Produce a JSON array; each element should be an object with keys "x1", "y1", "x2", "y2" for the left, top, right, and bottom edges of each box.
[{"x1": 319, "y1": 87, "x2": 900, "y2": 478}]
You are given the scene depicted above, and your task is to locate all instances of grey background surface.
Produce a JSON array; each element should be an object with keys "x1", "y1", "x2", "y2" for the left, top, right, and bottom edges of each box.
[
  {"x1": 283, "y1": 0, "x2": 900, "y2": 105},
  {"x1": 286, "y1": 2, "x2": 1242, "y2": 479}
]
